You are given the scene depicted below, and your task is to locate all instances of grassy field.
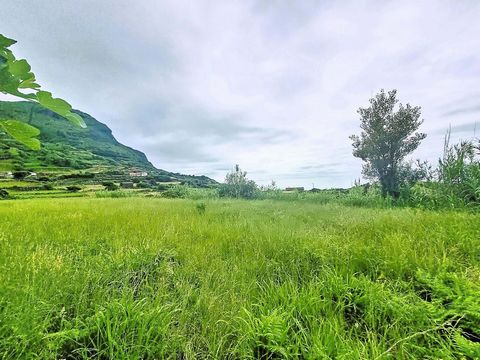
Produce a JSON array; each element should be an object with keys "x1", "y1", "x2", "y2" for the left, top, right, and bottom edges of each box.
[{"x1": 0, "y1": 198, "x2": 479, "y2": 359}]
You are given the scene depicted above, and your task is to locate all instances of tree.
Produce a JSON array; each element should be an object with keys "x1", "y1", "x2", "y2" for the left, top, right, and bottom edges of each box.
[
  {"x1": 66, "y1": 186, "x2": 81, "y2": 193},
  {"x1": 102, "y1": 181, "x2": 119, "y2": 191},
  {"x1": 12, "y1": 170, "x2": 29, "y2": 179},
  {"x1": 219, "y1": 164, "x2": 258, "y2": 199},
  {"x1": 0, "y1": 34, "x2": 85, "y2": 150},
  {"x1": 350, "y1": 90, "x2": 426, "y2": 198}
]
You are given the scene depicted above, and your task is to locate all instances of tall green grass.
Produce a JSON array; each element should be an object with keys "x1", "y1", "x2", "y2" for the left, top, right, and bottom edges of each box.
[{"x1": 0, "y1": 198, "x2": 479, "y2": 358}]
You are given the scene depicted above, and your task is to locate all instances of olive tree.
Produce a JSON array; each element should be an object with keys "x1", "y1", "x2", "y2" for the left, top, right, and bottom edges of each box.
[
  {"x1": 350, "y1": 89, "x2": 426, "y2": 198},
  {"x1": 218, "y1": 164, "x2": 258, "y2": 199}
]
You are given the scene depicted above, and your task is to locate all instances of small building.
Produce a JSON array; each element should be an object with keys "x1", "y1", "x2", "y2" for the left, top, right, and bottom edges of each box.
[
  {"x1": 129, "y1": 171, "x2": 148, "y2": 177},
  {"x1": 121, "y1": 181, "x2": 134, "y2": 189}
]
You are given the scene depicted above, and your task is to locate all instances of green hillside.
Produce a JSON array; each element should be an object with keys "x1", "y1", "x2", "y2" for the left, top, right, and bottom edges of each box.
[{"x1": 0, "y1": 101, "x2": 215, "y2": 186}]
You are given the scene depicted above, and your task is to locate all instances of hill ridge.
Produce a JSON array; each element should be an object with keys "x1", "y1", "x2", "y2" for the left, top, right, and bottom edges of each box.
[{"x1": 0, "y1": 101, "x2": 215, "y2": 186}]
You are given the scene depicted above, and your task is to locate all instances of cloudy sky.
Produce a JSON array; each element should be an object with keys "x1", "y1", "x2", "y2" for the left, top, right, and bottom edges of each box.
[{"x1": 1, "y1": 1, "x2": 480, "y2": 188}]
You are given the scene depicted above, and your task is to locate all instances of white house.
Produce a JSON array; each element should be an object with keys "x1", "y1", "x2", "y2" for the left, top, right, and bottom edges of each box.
[{"x1": 129, "y1": 171, "x2": 148, "y2": 177}]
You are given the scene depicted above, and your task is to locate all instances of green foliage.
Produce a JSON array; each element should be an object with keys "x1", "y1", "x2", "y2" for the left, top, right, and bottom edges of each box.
[
  {"x1": 0, "y1": 188, "x2": 9, "y2": 199},
  {"x1": 36, "y1": 91, "x2": 86, "y2": 128},
  {"x1": 219, "y1": 164, "x2": 258, "y2": 199},
  {"x1": 0, "y1": 119, "x2": 40, "y2": 150},
  {"x1": 0, "y1": 198, "x2": 479, "y2": 358},
  {"x1": 42, "y1": 183, "x2": 53, "y2": 190},
  {"x1": 66, "y1": 185, "x2": 81, "y2": 192},
  {"x1": 350, "y1": 89, "x2": 426, "y2": 198},
  {"x1": 438, "y1": 134, "x2": 480, "y2": 207},
  {"x1": 394, "y1": 135, "x2": 480, "y2": 210},
  {"x1": 136, "y1": 181, "x2": 151, "y2": 189},
  {"x1": 12, "y1": 170, "x2": 29, "y2": 179},
  {"x1": 102, "y1": 181, "x2": 119, "y2": 191},
  {"x1": 195, "y1": 201, "x2": 206, "y2": 214},
  {"x1": 0, "y1": 34, "x2": 86, "y2": 141},
  {"x1": 161, "y1": 184, "x2": 189, "y2": 198},
  {"x1": 95, "y1": 190, "x2": 132, "y2": 198},
  {"x1": 156, "y1": 183, "x2": 171, "y2": 191},
  {"x1": 0, "y1": 101, "x2": 217, "y2": 188}
]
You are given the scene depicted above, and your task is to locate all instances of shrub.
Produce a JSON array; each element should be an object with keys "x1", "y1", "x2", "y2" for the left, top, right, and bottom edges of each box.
[
  {"x1": 102, "y1": 181, "x2": 119, "y2": 191},
  {"x1": 195, "y1": 202, "x2": 206, "y2": 214},
  {"x1": 42, "y1": 183, "x2": 54, "y2": 190},
  {"x1": 219, "y1": 165, "x2": 258, "y2": 199},
  {"x1": 438, "y1": 136, "x2": 479, "y2": 208},
  {"x1": 340, "y1": 185, "x2": 390, "y2": 208},
  {"x1": 95, "y1": 190, "x2": 131, "y2": 198},
  {"x1": 157, "y1": 183, "x2": 172, "y2": 191},
  {"x1": 403, "y1": 136, "x2": 480, "y2": 210},
  {"x1": 37, "y1": 176, "x2": 50, "y2": 182},
  {"x1": 155, "y1": 175, "x2": 174, "y2": 182},
  {"x1": 0, "y1": 189, "x2": 10, "y2": 199},
  {"x1": 136, "y1": 181, "x2": 151, "y2": 189},
  {"x1": 161, "y1": 184, "x2": 189, "y2": 199},
  {"x1": 13, "y1": 171, "x2": 29, "y2": 179},
  {"x1": 66, "y1": 186, "x2": 81, "y2": 192}
]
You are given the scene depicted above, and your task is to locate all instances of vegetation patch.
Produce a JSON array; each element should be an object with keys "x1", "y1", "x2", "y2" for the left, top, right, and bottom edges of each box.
[{"x1": 1, "y1": 198, "x2": 479, "y2": 358}]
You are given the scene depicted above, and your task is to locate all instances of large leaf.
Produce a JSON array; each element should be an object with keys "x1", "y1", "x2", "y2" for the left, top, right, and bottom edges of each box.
[
  {"x1": 18, "y1": 78, "x2": 40, "y2": 89},
  {"x1": 37, "y1": 90, "x2": 86, "y2": 127},
  {"x1": 0, "y1": 34, "x2": 16, "y2": 48},
  {"x1": 37, "y1": 90, "x2": 72, "y2": 115},
  {"x1": 0, "y1": 34, "x2": 87, "y2": 131},
  {"x1": 65, "y1": 112, "x2": 87, "y2": 128},
  {"x1": 0, "y1": 119, "x2": 41, "y2": 150},
  {"x1": 9, "y1": 59, "x2": 32, "y2": 79}
]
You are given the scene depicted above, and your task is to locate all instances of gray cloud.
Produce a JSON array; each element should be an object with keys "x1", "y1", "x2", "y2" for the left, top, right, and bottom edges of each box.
[
  {"x1": 1, "y1": 0, "x2": 480, "y2": 188},
  {"x1": 432, "y1": 122, "x2": 479, "y2": 136},
  {"x1": 442, "y1": 106, "x2": 480, "y2": 117}
]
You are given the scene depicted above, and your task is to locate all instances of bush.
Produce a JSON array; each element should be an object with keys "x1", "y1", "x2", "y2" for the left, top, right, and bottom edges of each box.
[
  {"x1": 438, "y1": 137, "x2": 479, "y2": 208},
  {"x1": 402, "y1": 136, "x2": 480, "y2": 210},
  {"x1": 13, "y1": 171, "x2": 29, "y2": 179},
  {"x1": 42, "y1": 183, "x2": 54, "y2": 190},
  {"x1": 0, "y1": 189, "x2": 10, "y2": 199},
  {"x1": 155, "y1": 175, "x2": 174, "y2": 182},
  {"x1": 195, "y1": 202, "x2": 206, "y2": 214},
  {"x1": 157, "y1": 183, "x2": 172, "y2": 191},
  {"x1": 161, "y1": 184, "x2": 189, "y2": 199},
  {"x1": 95, "y1": 190, "x2": 131, "y2": 198},
  {"x1": 341, "y1": 185, "x2": 389, "y2": 208},
  {"x1": 102, "y1": 181, "x2": 119, "y2": 191},
  {"x1": 66, "y1": 186, "x2": 81, "y2": 192},
  {"x1": 136, "y1": 181, "x2": 151, "y2": 189},
  {"x1": 219, "y1": 165, "x2": 258, "y2": 199},
  {"x1": 37, "y1": 176, "x2": 50, "y2": 182}
]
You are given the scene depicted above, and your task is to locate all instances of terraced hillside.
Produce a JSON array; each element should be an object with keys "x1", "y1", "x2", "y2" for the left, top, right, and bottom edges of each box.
[{"x1": 0, "y1": 101, "x2": 215, "y2": 186}]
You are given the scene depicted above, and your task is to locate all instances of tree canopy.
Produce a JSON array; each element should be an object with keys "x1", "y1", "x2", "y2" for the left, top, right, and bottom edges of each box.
[{"x1": 350, "y1": 89, "x2": 426, "y2": 197}]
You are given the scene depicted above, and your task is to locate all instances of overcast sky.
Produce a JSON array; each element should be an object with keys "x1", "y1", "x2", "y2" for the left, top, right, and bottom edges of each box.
[{"x1": 1, "y1": 1, "x2": 480, "y2": 188}]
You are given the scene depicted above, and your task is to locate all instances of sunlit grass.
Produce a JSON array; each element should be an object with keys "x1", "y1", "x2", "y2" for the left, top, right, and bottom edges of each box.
[{"x1": 0, "y1": 198, "x2": 479, "y2": 359}]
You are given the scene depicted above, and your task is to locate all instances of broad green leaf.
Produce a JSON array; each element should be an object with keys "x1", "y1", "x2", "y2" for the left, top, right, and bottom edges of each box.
[
  {"x1": 37, "y1": 90, "x2": 72, "y2": 116},
  {"x1": 0, "y1": 34, "x2": 16, "y2": 48},
  {"x1": 0, "y1": 119, "x2": 41, "y2": 150},
  {"x1": 0, "y1": 34, "x2": 87, "y2": 131},
  {"x1": 9, "y1": 59, "x2": 31, "y2": 79},
  {"x1": 65, "y1": 112, "x2": 87, "y2": 128},
  {"x1": 0, "y1": 69, "x2": 21, "y2": 95},
  {"x1": 19, "y1": 78, "x2": 40, "y2": 89}
]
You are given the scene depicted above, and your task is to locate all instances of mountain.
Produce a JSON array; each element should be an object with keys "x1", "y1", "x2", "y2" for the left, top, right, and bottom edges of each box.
[{"x1": 0, "y1": 101, "x2": 215, "y2": 186}]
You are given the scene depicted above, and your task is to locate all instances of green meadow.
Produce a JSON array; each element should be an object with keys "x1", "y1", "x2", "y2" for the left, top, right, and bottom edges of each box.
[{"x1": 1, "y1": 198, "x2": 479, "y2": 359}]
